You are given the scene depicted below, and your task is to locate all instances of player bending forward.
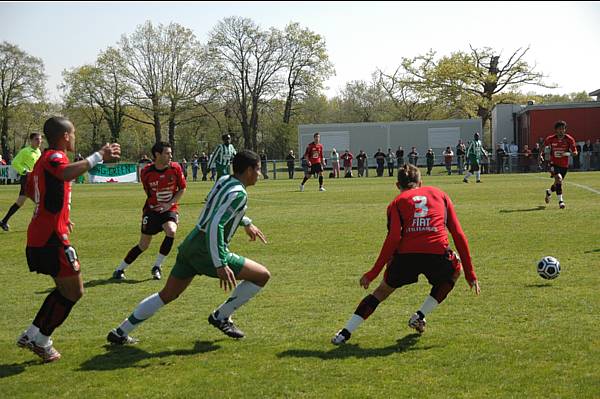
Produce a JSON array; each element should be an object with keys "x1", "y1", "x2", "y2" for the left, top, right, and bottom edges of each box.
[
  {"x1": 332, "y1": 164, "x2": 480, "y2": 344},
  {"x1": 107, "y1": 150, "x2": 270, "y2": 345}
]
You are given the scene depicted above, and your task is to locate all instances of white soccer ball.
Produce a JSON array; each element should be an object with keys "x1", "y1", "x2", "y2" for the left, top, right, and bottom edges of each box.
[{"x1": 537, "y1": 256, "x2": 561, "y2": 280}]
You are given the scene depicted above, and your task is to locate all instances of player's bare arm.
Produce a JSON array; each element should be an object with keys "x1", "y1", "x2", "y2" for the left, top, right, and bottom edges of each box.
[
  {"x1": 244, "y1": 224, "x2": 267, "y2": 244},
  {"x1": 61, "y1": 143, "x2": 121, "y2": 181}
]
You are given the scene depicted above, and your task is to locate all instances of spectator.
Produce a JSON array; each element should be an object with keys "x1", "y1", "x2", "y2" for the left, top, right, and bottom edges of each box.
[
  {"x1": 593, "y1": 138, "x2": 600, "y2": 170},
  {"x1": 531, "y1": 143, "x2": 541, "y2": 171},
  {"x1": 199, "y1": 152, "x2": 209, "y2": 181},
  {"x1": 443, "y1": 146, "x2": 454, "y2": 175},
  {"x1": 508, "y1": 141, "x2": 518, "y2": 171},
  {"x1": 0, "y1": 154, "x2": 5, "y2": 165},
  {"x1": 408, "y1": 147, "x2": 419, "y2": 167},
  {"x1": 139, "y1": 154, "x2": 152, "y2": 165},
  {"x1": 386, "y1": 148, "x2": 396, "y2": 177},
  {"x1": 374, "y1": 148, "x2": 386, "y2": 177},
  {"x1": 356, "y1": 150, "x2": 367, "y2": 177},
  {"x1": 286, "y1": 150, "x2": 296, "y2": 179},
  {"x1": 495, "y1": 144, "x2": 506, "y2": 174},
  {"x1": 573, "y1": 143, "x2": 582, "y2": 169},
  {"x1": 395, "y1": 146, "x2": 404, "y2": 168},
  {"x1": 425, "y1": 148, "x2": 435, "y2": 176},
  {"x1": 330, "y1": 148, "x2": 340, "y2": 178},
  {"x1": 456, "y1": 140, "x2": 466, "y2": 174},
  {"x1": 180, "y1": 158, "x2": 188, "y2": 180},
  {"x1": 341, "y1": 149, "x2": 354, "y2": 178},
  {"x1": 582, "y1": 139, "x2": 592, "y2": 171},
  {"x1": 260, "y1": 151, "x2": 268, "y2": 179},
  {"x1": 520, "y1": 144, "x2": 532, "y2": 173},
  {"x1": 191, "y1": 154, "x2": 199, "y2": 182}
]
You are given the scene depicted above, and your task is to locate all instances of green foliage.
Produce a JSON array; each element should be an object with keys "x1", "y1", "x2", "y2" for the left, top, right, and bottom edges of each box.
[{"x1": 1, "y1": 172, "x2": 599, "y2": 397}]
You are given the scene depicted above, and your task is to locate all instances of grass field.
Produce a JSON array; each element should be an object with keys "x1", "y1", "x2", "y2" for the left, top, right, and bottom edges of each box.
[{"x1": 1, "y1": 169, "x2": 599, "y2": 398}]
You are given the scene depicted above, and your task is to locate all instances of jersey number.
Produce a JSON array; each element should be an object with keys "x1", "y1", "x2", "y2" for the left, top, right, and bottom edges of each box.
[{"x1": 412, "y1": 196, "x2": 429, "y2": 217}]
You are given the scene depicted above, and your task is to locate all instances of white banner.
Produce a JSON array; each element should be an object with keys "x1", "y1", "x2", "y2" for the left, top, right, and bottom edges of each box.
[{"x1": 88, "y1": 163, "x2": 138, "y2": 183}]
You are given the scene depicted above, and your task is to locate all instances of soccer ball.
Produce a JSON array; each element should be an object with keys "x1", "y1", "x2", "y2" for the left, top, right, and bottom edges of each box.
[{"x1": 537, "y1": 256, "x2": 560, "y2": 280}]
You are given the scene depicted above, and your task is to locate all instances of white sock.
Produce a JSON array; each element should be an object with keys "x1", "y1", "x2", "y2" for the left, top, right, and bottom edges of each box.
[
  {"x1": 154, "y1": 254, "x2": 166, "y2": 268},
  {"x1": 476, "y1": 171, "x2": 481, "y2": 181},
  {"x1": 35, "y1": 333, "x2": 51, "y2": 347},
  {"x1": 214, "y1": 281, "x2": 262, "y2": 320},
  {"x1": 117, "y1": 260, "x2": 129, "y2": 272},
  {"x1": 558, "y1": 194, "x2": 564, "y2": 202},
  {"x1": 118, "y1": 293, "x2": 165, "y2": 335},
  {"x1": 344, "y1": 314, "x2": 365, "y2": 333},
  {"x1": 464, "y1": 172, "x2": 472, "y2": 180},
  {"x1": 418, "y1": 295, "x2": 439, "y2": 317},
  {"x1": 25, "y1": 324, "x2": 40, "y2": 338}
]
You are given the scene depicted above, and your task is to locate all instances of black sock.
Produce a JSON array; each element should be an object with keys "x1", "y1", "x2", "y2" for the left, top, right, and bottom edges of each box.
[
  {"x1": 318, "y1": 176, "x2": 323, "y2": 186},
  {"x1": 33, "y1": 289, "x2": 76, "y2": 336},
  {"x1": 354, "y1": 294, "x2": 381, "y2": 320},
  {"x1": 2, "y1": 203, "x2": 21, "y2": 224},
  {"x1": 124, "y1": 245, "x2": 144, "y2": 264},
  {"x1": 556, "y1": 184, "x2": 563, "y2": 195},
  {"x1": 159, "y1": 236, "x2": 174, "y2": 256},
  {"x1": 301, "y1": 176, "x2": 308, "y2": 185}
]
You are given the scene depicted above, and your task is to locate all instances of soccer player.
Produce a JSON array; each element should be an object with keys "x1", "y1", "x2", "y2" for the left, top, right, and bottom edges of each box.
[
  {"x1": 0, "y1": 132, "x2": 42, "y2": 231},
  {"x1": 332, "y1": 164, "x2": 480, "y2": 344},
  {"x1": 207, "y1": 134, "x2": 237, "y2": 180},
  {"x1": 112, "y1": 141, "x2": 186, "y2": 281},
  {"x1": 463, "y1": 132, "x2": 488, "y2": 183},
  {"x1": 17, "y1": 116, "x2": 120, "y2": 362},
  {"x1": 539, "y1": 120, "x2": 578, "y2": 209},
  {"x1": 300, "y1": 132, "x2": 325, "y2": 192},
  {"x1": 107, "y1": 150, "x2": 270, "y2": 345}
]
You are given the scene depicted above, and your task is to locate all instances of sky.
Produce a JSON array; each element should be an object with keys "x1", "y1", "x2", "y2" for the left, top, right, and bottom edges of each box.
[{"x1": 1, "y1": 1, "x2": 599, "y2": 102}]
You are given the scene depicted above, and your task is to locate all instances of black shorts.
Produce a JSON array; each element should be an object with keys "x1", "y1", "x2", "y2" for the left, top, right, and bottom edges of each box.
[
  {"x1": 18, "y1": 173, "x2": 29, "y2": 196},
  {"x1": 549, "y1": 165, "x2": 568, "y2": 179},
  {"x1": 309, "y1": 163, "x2": 323, "y2": 175},
  {"x1": 141, "y1": 210, "x2": 179, "y2": 235},
  {"x1": 26, "y1": 244, "x2": 81, "y2": 278},
  {"x1": 469, "y1": 160, "x2": 480, "y2": 173},
  {"x1": 384, "y1": 252, "x2": 457, "y2": 289}
]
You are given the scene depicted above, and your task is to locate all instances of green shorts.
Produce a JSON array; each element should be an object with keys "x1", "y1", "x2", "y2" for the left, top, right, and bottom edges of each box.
[
  {"x1": 170, "y1": 228, "x2": 246, "y2": 280},
  {"x1": 216, "y1": 165, "x2": 230, "y2": 179}
]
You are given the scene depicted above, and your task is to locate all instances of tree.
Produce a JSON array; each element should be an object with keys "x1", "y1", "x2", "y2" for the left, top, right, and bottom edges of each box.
[
  {"x1": 208, "y1": 17, "x2": 287, "y2": 151},
  {"x1": 281, "y1": 22, "x2": 334, "y2": 124},
  {"x1": 0, "y1": 42, "x2": 46, "y2": 159}
]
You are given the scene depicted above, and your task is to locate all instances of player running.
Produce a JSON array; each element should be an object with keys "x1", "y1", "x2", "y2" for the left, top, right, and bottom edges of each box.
[
  {"x1": 462, "y1": 132, "x2": 488, "y2": 183},
  {"x1": 539, "y1": 120, "x2": 578, "y2": 209},
  {"x1": 112, "y1": 141, "x2": 186, "y2": 281},
  {"x1": 300, "y1": 132, "x2": 326, "y2": 192},
  {"x1": 332, "y1": 164, "x2": 480, "y2": 344}
]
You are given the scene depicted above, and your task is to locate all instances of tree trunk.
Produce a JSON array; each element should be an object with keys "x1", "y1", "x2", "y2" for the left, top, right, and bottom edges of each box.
[
  {"x1": 282, "y1": 93, "x2": 293, "y2": 124},
  {"x1": 168, "y1": 102, "x2": 176, "y2": 158},
  {"x1": 0, "y1": 110, "x2": 9, "y2": 161},
  {"x1": 249, "y1": 97, "x2": 260, "y2": 152},
  {"x1": 152, "y1": 97, "x2": 162, "y2": 143}
]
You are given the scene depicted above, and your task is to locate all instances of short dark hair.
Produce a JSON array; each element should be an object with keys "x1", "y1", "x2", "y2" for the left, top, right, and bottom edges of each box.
[
  {"x1": 29, "y1": 132, "x2": 42, "y2": 140},
  {"x1": 397, "y1": 164, "x2": 421, "y2": 189},
  {"x1": 232, "y1": 149, "x2": 260, "y2": 174},
  {"x1": 151, "y1": 141, "x2": 171, "y2": 159},
  {"x1": 43, "y1": 116, "x2": 73, "y2": 145},
  {"x1": 554, "y1": 120, "x2": 567, "y2": 129},
  {"x1": 222, "y1": 134, "x2": 231, "y2": 141},
  {"x1": 313, "y1": 132, "x2": 320, "y2": 138}
]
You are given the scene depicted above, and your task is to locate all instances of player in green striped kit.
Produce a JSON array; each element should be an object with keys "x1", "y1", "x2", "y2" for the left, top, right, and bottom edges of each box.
[
  {"x1": 463, "y1": 132, "x2": 488, "y2": 184},
  {"x1": 107, "y1": 150, "x2": 270, "y2": 344},
  {"x1": 207, "y1": 134, "x2": 237, "y2": 179}
]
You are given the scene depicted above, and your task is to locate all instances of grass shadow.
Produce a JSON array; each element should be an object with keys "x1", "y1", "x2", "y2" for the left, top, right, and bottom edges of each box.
[
  {"x1": 0, "y1": 360, "x2": 39, "y2": 379},
  {"x1": 78, "y1": 340, "x2": 221, "y2": 371},
  {"x1": 525, "y1": 283, "x2": 554, "y2": 288},
  {"x1": 499, "y1": 206, "x2": 545, "y2": 213},
  {"x1": 34, "y1": 278, "x2": 154, "y2": 294},
  {"x1": 584, "y1": 249, "x2": 600, "y2": 254},
  {"x1": 277, "y1": 333, "x2": 430, "y2": 360}
]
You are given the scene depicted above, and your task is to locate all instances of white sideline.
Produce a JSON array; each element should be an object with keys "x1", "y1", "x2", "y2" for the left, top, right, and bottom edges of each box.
[{"x1": 532, "y1": 175, "x2": 600, "y2": 195}]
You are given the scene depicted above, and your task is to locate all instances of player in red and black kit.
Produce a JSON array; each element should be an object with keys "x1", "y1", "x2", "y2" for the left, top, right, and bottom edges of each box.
[
  {"x1": 16, "y1": 116, "x2": 120, "y2": 362},
  {"x1": 300, "y1": 132, "x2": 326, "y2": 192},
  {"x1": 112, "y1": 141, "x2": 186, "y2": 281},
  {"x1": 539, "y1": 120, "x2": 578, "y2": 209},
  {"x1": 332, "y1": 164, "x2": 480, "y2": 344}
]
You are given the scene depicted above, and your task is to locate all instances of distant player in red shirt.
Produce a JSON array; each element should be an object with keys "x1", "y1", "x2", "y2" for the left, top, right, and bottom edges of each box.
[
  {"x1": 332, "y1": 164, "x2": 480, "y2": 344},
  {"x1": 300, "y1": 132, "x2": 326, "y2": 192},
  {"x1": 539, "y1": 120, "x2": 578, "y2": 209},
  {"x1": 112, "y1": 141, "x2": 187, "y2": 281},
  {"x1": 17, "y1": 116, "x2": 120, "y2": 362}
]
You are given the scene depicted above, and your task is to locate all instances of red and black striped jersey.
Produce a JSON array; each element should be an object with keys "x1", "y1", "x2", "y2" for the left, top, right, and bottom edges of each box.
[{"x1": 140, "y1": 162, "x2": 186, "y2": 212}]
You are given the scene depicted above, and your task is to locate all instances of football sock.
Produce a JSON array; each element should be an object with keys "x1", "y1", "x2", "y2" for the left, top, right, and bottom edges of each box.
[
  {"x1": 344, "y1": 314, "x2": 365, "y2": 333},
  {"x1": 556, "y1": 184, "x2": 563, "y2": 195},
  {"x1": 430, "y1": 279, "x2": 455, "y2": 303},
  {"x1": 354, "y1": 294, "x2": 381, "y2": 320},
  {"x1": 1, "y1": 203, "x2": 21, "y2": 223},
  {"x1": 159, "y1": 236, "x2": 174, "y2": 256},
  {"x1": 153, "y1": 254, "x2": 166, "y2": 268},
  {"x1": 214, "y1": 281, "x2": 262, "y2": 320},
  {"x1": 32, "y1": 289, "x2": 76, "y2": 337},
  {"x1": 550, "y1": 184, "x2": 556, "y2": 192},
  {"x1": 475, "y1": 171, "x2": 481, "y2": 181},
  {"x1": 118, "y1": 293, "x2": 165, "y2": 335},
  {"x1": 301, "y1": 176, "x2": 308, "y2": 185},
  {"x1": 318, "y1": 176, "x2": 323, "y2": 187},
  {"x1": 558, "y1": 194, "x2": 564, "y2": 202},
  {"x1": 464, "y1": 172, "x2": 472, "y2": 180},
  {"x1": 25, "y1": 324, "x2": 40, "y2": 339},
  {"x1": 120, "y1": 245, "x2": 144, "y2": 270},
  {"x1": 35, "y1": 333, "x2": 51, "y2": 348},
  {"x1": 418, "y1": 295, "x2": 440, "y2": 316}
]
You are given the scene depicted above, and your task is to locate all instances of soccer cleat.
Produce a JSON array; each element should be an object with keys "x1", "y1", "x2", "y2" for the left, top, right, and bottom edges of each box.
[
  {"x1": 106, "y1": 329, "x2": 139, "y2": 345},
  {"x1": 463, "y1": 179, "x2": 469, "y2": 183},
  {"x1": 544, "y1": 189, "x2": 551, "y2": 204},
  {"x1": 16, "y1": 331, "x2": 33, "y2": 349},
  {"x1": 299, "y1": 184, "x2": 304, "y2": 192},
  {"x1": 30, "y1": 342, "x2": 61, "y2": 363},
  {"x1": 476, "y1": 180, "x2": 482, "y2": 183},
  {"x1": 319, "y1": 187, "x2": 326, "y2": 192},
  {"x1": 112, "y1": 269, "x2": 126, "y2": 280},
  {"x1": 208, "y1": 312, "x2": 245, "y2": 339},
  {"x1": 331, "y1": 328, "x2": 351, "y2": 345},
  {"x1": 0, "y1": 221, "x2": 9, "y2": 231},
  {"x1": 559, "y1": 201, "x2": 566, "y2": 209},
  {"x1": 151, "y1": 266, "x2": 162, "y2": 280},
  {"x1": 408, "y1": 312, "x2": 427, "y2": 334}
]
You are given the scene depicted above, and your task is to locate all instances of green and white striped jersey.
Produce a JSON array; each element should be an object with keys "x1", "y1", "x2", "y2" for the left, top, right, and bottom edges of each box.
[
  {"x1": 196, "y1": 175, "x2": 252, "y2": 267},
  {"x1": 207, "y1": 143, "x2": 237, "y2": 169},
  {"x1": 466, "y1": 140, "x2": 487, "y2": 161}
]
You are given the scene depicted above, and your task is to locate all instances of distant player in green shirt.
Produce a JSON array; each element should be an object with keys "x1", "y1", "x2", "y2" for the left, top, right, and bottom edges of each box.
[
  {"x1": 1, "y1": 133, "x2": 43, "y2": 231},
  {"x1": 107, "y1": 149, "x2": 270, "y2": 345},
  {"x1": 463, "y1": 132, "x2": 488, "y2": 184},
  {"x1": 207, "y1": 134, "x2": 237, "y2": 180}
]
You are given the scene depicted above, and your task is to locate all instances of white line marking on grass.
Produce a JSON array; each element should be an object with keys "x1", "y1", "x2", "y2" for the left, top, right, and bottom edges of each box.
[{"x1": 531, "y1": 176, "x2": 600, "y2": 195}]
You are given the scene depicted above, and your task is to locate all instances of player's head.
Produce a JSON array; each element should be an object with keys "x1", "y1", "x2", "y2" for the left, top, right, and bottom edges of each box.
[
  {"x1": 233, "y1": 149, "x2": 261, "y2": 186},
  {"x1": 474, "y1": 132, "x2": 480, "y2": 140},
  {"x1": 29, "y1": 132, "x2": 42, "y2": 149},
  {"x1": 397, "y1": 164, "x2": 421, "y2": 191},
  {"x1": 151, "y1": 141, "x2": 172, "y2": 164},
  {"x1": 222, "y1": 134, "x2": 231, "y2": 144},
  {"x1": 554, "y1": 120, "x2": 567, "y2": 137},
  {"x1": 43, "y1": 116, "x2": 75, "y2": 151},
  {"x1": 313, "y1": 132, "x2": 320, "y2": 143}
]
